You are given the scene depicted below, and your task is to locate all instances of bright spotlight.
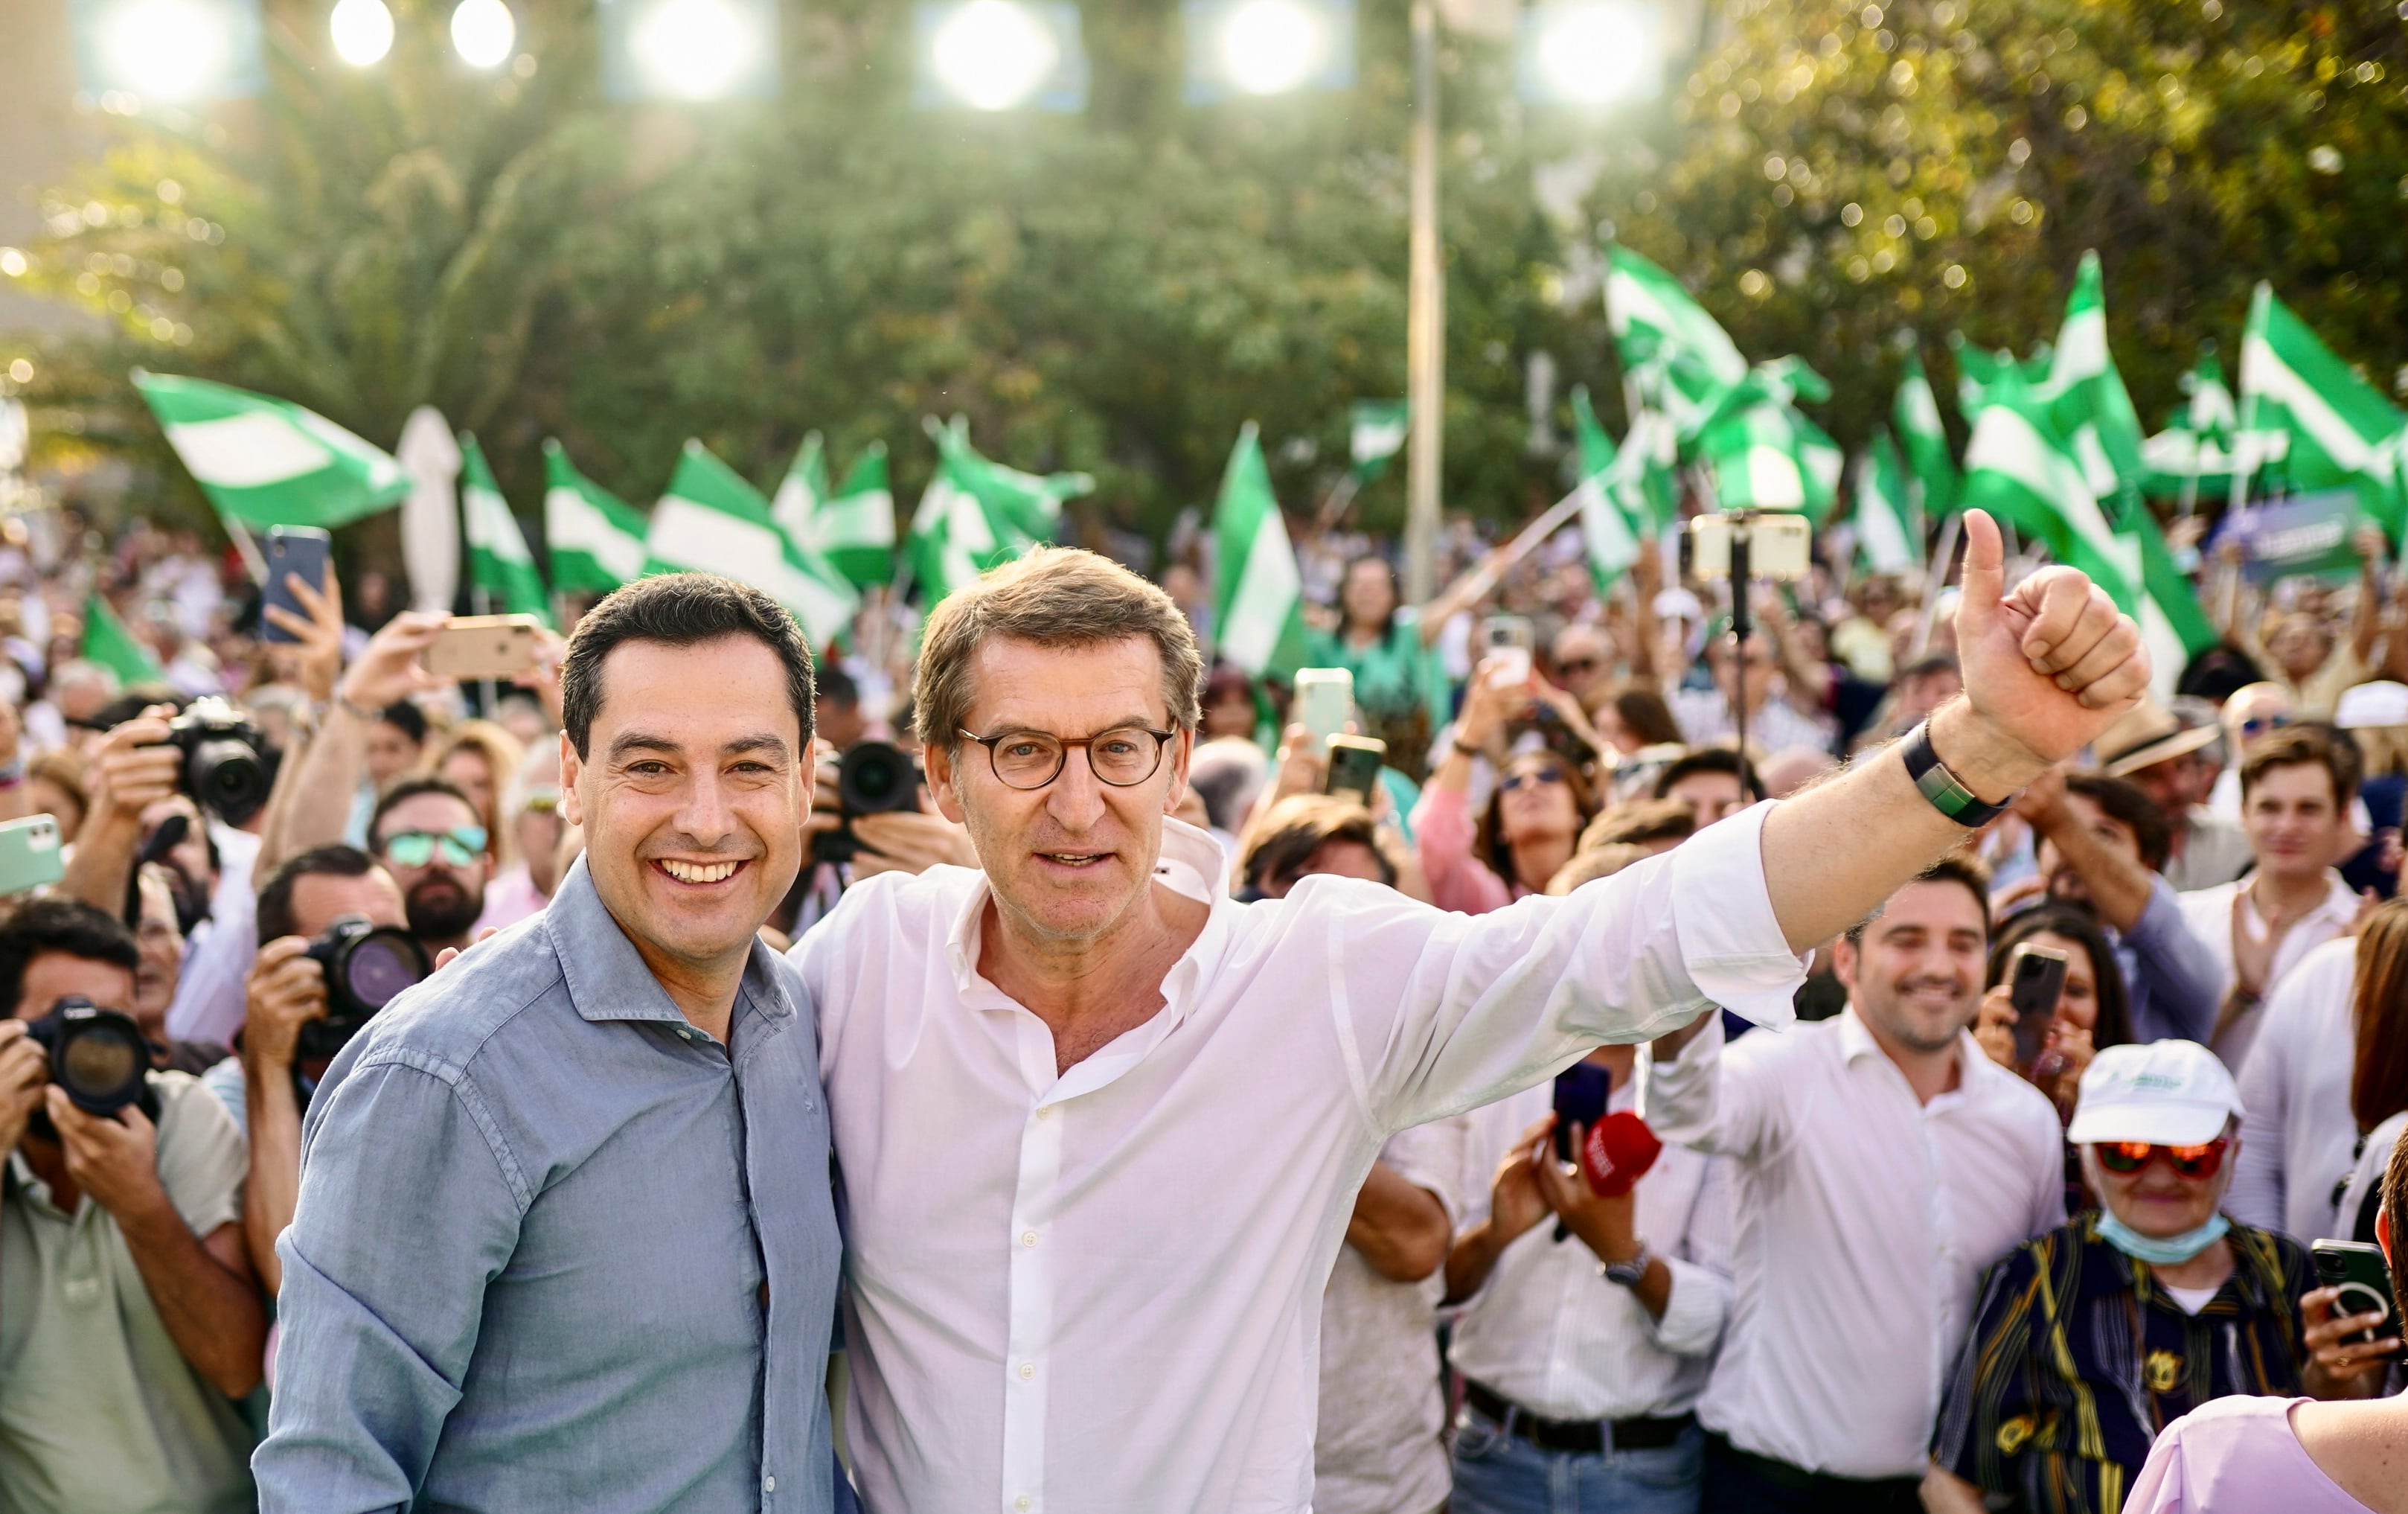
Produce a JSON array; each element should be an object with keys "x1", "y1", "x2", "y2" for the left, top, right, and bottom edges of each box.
[
  {"x1": 450, "y1": 0, "x2": 516, "y2": 68},
  {"x1": 918, "y1": 0, "x2": 1085, "y2": 112},
  {"x1": 1520, "y1": 0, "x2": 1661, "y2": 106},
  {"x1": 1182, "y1": 0, "x2": 1351, "y2": 102},
  {"x1": 635, "y1": 0, "x2": 749, "y2": 97},
  {"x1": 104, "y1": 0, "x2": 233, "y2": 100},
  {"x1": 329, "y1": 0, "x2": 394, "y2": 65}
]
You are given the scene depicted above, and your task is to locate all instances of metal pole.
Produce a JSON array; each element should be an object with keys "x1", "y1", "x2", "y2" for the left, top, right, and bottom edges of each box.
[{"x1": 1402, "y1": 0, "x2": 1444, "y2": 604}]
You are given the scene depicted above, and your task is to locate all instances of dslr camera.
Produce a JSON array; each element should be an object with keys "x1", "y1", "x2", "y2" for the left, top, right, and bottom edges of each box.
[
  {"x1": 298, "y1": 916, "x2": 431, "y2": 1060},
  {"x1": 22, "y1": 996, "x2": 153, "y2": 1136},
  {"x1": 810, "y1": 740, "x2": 921, "y2": 865},
  {"x1": 157, "y1": 697, "x2": 269, "y2": 822}
]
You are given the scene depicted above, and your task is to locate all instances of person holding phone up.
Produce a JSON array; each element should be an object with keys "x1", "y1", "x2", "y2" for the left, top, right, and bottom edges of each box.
[
  {"x1": 1411, "y1": 655, "x2": 1605, "y2": 914},
  {"x1": 1926, "y1": 1041, "x2": 2392, "y2": 1514}
]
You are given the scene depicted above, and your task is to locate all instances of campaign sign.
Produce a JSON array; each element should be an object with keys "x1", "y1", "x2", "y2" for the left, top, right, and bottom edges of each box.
[{"x1": 2222, "y1": 490, "x2": 2365, "y2": 587}]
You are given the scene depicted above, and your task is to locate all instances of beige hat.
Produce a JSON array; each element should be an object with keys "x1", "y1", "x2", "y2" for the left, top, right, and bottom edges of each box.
[{"x1": 2095, "y1": 700, "x2": 2220, "y2": 779}]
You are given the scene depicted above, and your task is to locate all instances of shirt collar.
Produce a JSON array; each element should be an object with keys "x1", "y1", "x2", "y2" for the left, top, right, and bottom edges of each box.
[
  {"x1": 544, "y1": 855, "x2": 796, "y2": 1029},
  {"x1": 1837, "y1": 1003, "x2": 1988, "y2": 1091}
]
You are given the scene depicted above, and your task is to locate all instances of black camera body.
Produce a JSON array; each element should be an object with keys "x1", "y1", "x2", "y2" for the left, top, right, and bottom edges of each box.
[
  {"x1": 298, "y1": 916, "x2": 431, "y2": 1060},
  {"x1": 161, "y1": 697, "x2": 269, "y2": 822},
  {"x1": 810, "y1": 740, "x2": 921, "y2": 865},
  {"x1": 22, "y1": 995, "x2": 151, "y2": 1126}
]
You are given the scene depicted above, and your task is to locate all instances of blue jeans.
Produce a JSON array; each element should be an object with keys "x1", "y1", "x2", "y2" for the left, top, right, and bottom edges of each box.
[{"x1": 1450, "y1": 1408, "x2": 1703, "y2": 1514}]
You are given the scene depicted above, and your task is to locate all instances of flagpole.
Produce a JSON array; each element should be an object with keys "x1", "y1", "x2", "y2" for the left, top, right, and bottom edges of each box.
[
  {"x1": 1912, "y1": 511, "x2": 1964, "y2": 655},
  {"x1": 1401, "y1": 0, "x2": 1444, "y2": 604},
  {"x1": 219, "y1": 513, "x2": 268, "y2": 586}
]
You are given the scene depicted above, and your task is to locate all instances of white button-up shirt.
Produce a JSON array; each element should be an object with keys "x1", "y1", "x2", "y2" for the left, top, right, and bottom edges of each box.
[
  {"x1": 1640, "y1": 1009, "x2": 2064, "y2": 1480},
  {"x1": 1447, "y1": 1076, "x2": 1734, "y2": 1422},
  {"x1": 2178, "y1": 870, "x2": 2360, "y2": 1067},
  {"x1": 789, "y1": 808, "x2": 1805, "y2": 1514}
]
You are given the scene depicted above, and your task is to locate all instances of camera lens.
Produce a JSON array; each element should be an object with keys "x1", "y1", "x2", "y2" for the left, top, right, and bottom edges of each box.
[
  {"x1": 43, "y1": 1003, "x2": 150, "y2": 1115},
  {"x1": 61, "y1": 1029, "x2": 141, "y2": 1098},
  {"x1": 188, "y1": 738, "x2": 267, "y2": 815},
  {"x1": 342, "y1": 933, "x2": 425, "y2": 1011},
  {"x1": 836, "y1": 741, "x2": 916, "y2": 816}
]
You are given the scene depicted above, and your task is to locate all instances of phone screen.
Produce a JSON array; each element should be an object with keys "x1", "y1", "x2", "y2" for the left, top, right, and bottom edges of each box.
[
  {"x1": 260, "y1": 528, "x2": 332, "y2": 645},
  {"x1": 2313, "y1": 1242, "x2": 2401, "y2": 1351},
  {"x1": 1552, "y1": 1061, "x2": 1612, "y2": 1163},
  {"x1": 2006, "y1": 945, "x2": 2068, "y2": 1068}
]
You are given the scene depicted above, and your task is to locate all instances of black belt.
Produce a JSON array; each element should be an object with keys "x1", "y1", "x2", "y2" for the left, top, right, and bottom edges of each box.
[
  {"x1": 1701, "y1": 1432, "x2": 1924, "y2": 1498},
  {"x1": 1462, "y1": 1378, "x2": 1695, "y2": 1455}
]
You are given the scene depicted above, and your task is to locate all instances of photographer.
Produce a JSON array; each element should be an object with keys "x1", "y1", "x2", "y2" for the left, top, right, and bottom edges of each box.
[
  {"x1": 0, "y1": 897, "x2": 265, "y2": 1513},
  {"x1": 789, "y1": 735, "x2": 976, "y2": 936},
  {"x1": 368, "y1": 776, "x2": 492, "y2": 957},
  {"x1": 201, "y1": 845, "x2": 412, "y2": 1294}
]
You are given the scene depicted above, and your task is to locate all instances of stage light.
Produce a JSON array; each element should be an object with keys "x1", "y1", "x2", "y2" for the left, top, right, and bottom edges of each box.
[
  {"x1": 450, "y1": 0, "x2": 516, "y2": 68},
  {"x1": 1182, "y1": 0, "x2": 1351, "y2": 102},
  {"x1": 1520, "y1": 0, "x2": 1660, "y2": 106},
  {"x1": 601, "y1": 0, "x2": 776, "y2": 100},
  {"x1": 100, "y1": 0, "x2": 231, "y2": 100},
  {"x1": 917, "y1": 0, "x2": 1086, "y2": 112},
  {"x1": 329, "y1": 0, "x2": 394, "y2": 65}
]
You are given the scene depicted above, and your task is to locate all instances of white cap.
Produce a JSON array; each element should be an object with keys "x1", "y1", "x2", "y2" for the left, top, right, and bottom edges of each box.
[
  {"x1": 2337, "y1": 680, "x2": 2408, "y2": 730},
  {"x1": 2066, "y1": 1041, "x2": 2244, "y2": 1147}
]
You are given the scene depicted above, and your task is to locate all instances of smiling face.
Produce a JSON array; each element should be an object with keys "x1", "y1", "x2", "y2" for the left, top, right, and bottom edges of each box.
[
  {"x1": 1496, "y1": 753, "x2": 1581, "y2": 847},
  {"x1": 2243, "y1": 759, "x2": 2345, "y2": 883},
  {"x1": 560, "y1": 634, "x2": 809, "y2": 985},
  {"x1": 1839, "y1": 877, "x2": 1988, "y2": 1056},
  {"x1": 926, "y1": 636, "x2": 1191, "y2": 951},
  {"x1": 2087, "y1": 1127, "x2": 2235, "y2": 1239}
]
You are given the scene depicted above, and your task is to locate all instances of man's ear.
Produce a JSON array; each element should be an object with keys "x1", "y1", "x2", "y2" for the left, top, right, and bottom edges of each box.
[
  {"x1": 1832, "y1": 933, "x2": 1860, "y2": 995},
  {"x1": 559, "y1": 731, "x2": 584, "y2": 828},
  {"x1": 923, "y1": 741, "x2": 967, "y2": 826},
  {"x1": 2380, "y1": 1204, "x2": 2394, "y2": 1268}
]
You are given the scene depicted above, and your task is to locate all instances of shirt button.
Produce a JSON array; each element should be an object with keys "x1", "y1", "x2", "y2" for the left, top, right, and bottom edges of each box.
[
  {"x1": 762, "y1": 1474, "x2": 775, "y2": 1493},
  {"x1": 1021, "y1": 1230, "x2": 1039, "y2": 1248},
  {"x1": 1019, "y1": 1362, "x2": 1036, "y2": 1381},
  {"x1": 1016, "y1": 1498, "x2": 1032, "y2": 1512},
  {"x1": 1034, "y1": 1105, "x2": 1053, "y2": 1120}
]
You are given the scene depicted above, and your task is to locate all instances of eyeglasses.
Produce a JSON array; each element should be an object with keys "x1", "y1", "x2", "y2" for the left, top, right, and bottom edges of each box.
[
  {"x1": 519, "y1": 787, "x2": 561, "y2": 816},
  {"x1": 2094, "y1": 1137, "x2": 2231, "y2": 1180},
  {"x1": 2238, "y1": 713, "x2": 2293, "y2": 738},
  {"x1": 1499, "y1": 767, "x2": 1568, "y2": 793},
  {"x1": 380, "y1": 825, "x2": 488, "y2": 869},
  {"x1": 957, "y1": 726, "x2": 1175, "y2": 790},
  {"x1": 1555, "y1": 656, "x2": 1602, "y2": 677}
]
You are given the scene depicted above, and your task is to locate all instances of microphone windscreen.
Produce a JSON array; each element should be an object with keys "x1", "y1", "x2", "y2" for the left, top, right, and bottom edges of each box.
[{"x1": 1582, "y1": 1110, "x2": 1662, "y2": 1198}]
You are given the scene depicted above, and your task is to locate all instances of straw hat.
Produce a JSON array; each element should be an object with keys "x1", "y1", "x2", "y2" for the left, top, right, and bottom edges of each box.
[{"x1": 2095, "y1": 700, "x2": 2220, "y2": 778}]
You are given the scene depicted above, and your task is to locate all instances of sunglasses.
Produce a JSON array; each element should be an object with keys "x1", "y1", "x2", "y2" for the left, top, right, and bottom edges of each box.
[
  {"x1": 381, "y1": 825, "x2": 488, "y2": 869},
  {"x1": 2095, "y1": 1137, "x2": 2230, "y2": 1180},
  {"x1": 2238, "y1": 713, "x2": 2293, "y2": 738},
  {"x1": 1499, "y1": 767, "x2": 1569, "y2": 793},
  {"x1": 1555, "y1": 657, "x2": 1602, "y2": 676}
]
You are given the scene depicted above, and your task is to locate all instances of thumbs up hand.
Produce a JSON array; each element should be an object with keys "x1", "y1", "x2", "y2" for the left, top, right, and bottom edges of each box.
[{"x1": 1953, "y1": 509, "x2": 2150, "y2": 770}]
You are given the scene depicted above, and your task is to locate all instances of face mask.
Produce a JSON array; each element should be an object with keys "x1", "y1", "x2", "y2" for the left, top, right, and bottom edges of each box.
[{"x1": 2097, "y1": 1207, "x2": 2231, "y2": 1267}]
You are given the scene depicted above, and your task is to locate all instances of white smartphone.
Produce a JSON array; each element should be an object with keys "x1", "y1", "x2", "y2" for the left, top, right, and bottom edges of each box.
[
  {"x1": 1293, "y1": 668, "x2": 1354, "y2": 756},
  {"x1": 1482, "y1": 615, "x2": 1534, "y2": 688},
  {"x1": 1690, "y1": 513, "x2": 1813, "y2": 582}
]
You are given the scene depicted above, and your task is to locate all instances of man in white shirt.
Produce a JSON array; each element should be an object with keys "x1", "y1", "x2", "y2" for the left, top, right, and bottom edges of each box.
[
  {"x1": 2178, "y1": 726, "x2": 2367, "y2": 1067},
  {"x1": 1642, "y1": 857, "x2": 2067, "y2": 1513},
  {"x1": 787, "y1": 511, "x2": 2149, "y2": 1514},
  {"x1": 1444, "y1": 1042, "x2": 1731, "y2": 1514}
]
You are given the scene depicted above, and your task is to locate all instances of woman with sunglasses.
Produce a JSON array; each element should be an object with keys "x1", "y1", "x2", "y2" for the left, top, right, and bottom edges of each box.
[
  {"x1": 1410, "y1": 657, "x2": 1603, "y2": 915},
  {"x1": 1927, "y1": 1041, "x2": 2392, "y2": 1514}
]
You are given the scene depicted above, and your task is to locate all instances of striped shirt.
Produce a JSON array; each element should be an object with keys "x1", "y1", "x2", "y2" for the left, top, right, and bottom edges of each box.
[{"x1": 1932, "y1": 1213, "x2": 2317, "y2": 1514}]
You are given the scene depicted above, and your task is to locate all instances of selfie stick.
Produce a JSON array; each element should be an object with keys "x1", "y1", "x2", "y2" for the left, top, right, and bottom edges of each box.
[{"x1": 1728, "y1": 521, "x2": 1755, "y2": 802}]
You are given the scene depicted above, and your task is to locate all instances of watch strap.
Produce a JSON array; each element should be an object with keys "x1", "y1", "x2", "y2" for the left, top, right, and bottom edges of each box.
[
  {"x1": 1601, "y1": 1239, "x2": 1653, "y2": 1288},
  {"x1": 1899, "y1": 721, "x2": 2011, "y2": 828}
]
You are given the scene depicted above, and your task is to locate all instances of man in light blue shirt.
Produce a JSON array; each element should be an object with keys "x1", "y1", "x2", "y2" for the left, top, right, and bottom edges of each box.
[{"x1": 255, "y1": 575, "x2": 842, "y2": 1513}]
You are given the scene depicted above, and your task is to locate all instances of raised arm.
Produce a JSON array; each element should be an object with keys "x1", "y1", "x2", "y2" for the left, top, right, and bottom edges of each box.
[
  {"x1": 2348, "y1": 526, "x2": 2387, "y2": 668},
  {"x1": 260, "y1": 613, "x2": 445, "y2": 875}
]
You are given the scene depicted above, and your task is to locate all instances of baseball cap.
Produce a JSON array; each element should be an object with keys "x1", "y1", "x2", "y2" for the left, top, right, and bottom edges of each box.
[
  {"x1": 2065, "y1": 1040, "x2": 2244, "y2": 1147},
  {"x1": 2336, "y1": 680, "x2": 2408, "y2": 731}
]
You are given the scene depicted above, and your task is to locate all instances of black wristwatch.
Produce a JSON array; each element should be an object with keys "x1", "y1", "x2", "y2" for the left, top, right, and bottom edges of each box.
[{"x1": 1900, "y1": 721, "x2": 2014, "y2": 828}]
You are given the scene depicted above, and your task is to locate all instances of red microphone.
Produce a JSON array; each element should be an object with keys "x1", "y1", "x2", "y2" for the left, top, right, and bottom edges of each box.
[{"x1": 1581, "y1": 1110, "x2": 1662, "y2": 1198}]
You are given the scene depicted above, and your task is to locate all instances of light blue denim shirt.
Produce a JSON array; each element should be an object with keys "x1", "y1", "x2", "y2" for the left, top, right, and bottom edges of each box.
[{"x1": 254, "y1": 857, "x2": 840, "y2": 1513}]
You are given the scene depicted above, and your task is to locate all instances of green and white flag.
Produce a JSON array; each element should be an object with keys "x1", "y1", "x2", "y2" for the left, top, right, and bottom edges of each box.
[
  {"x1": 1605, "y1": 246, "x2": 1749, "y2": 438},
  {"x1": 1894, "y1": 348, "x2": 1954, "y2": 522},
  {"x1": 2110, "y1": 496, "x2": 2218, "y2": 698},
  {"x1": 821, "y1": 444, "x2": 897, "y2": 588},
  {"x1": 1564, "y1": 387, "x2": 1642, "y2": 590},
  {"x1": 2238, "y1": 282, "x2": 2408, "y2": 533},
  {"x1": 542, "y1": 440, "x2": 650, "y2": 596},
  {"x1": 132, "y1": 369, "x2": 407, "y2": 530},
  {"x1": 907, "y1": 418, "x2": 1090, "y2": 607},
  {"x1": 81, "y1": 592, "x2": 164, "y2": 686},
  {"x1": 1698, "y1": 400, "x2": 1842, "y2": 520},
  {"x1": 1211, "y1": 423, "x2": 1308, "y2": 679},
  {"x1": 458, "y1": 435, "x2": 554, "y2": 629},
  {"x1": 1349, "y1": 400, "x2": 1409, "y2": 483},
  {"x1": 1854, "y1": 431, "x2": 1921, "y2": 575},
  {"x1": 1959, "y1": 377, "x2": 2137, "y2": 613},
  {"x1": 2142, "y1": 346, "x2": 2247, "y2": 496},
  {"x1": 647, "y1": 440, "x2": 860, "y2": 649}
]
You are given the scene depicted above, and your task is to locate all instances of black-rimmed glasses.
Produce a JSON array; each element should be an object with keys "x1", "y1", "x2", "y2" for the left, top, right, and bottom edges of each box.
[{"x1": 958, "y1": 725, "x2": 1176, "y2": 790}]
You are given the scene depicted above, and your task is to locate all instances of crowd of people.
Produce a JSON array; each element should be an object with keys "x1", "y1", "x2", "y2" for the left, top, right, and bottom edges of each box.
[{"x1": 4, "y1": 501, "x2": 2408, "y2": 1514}]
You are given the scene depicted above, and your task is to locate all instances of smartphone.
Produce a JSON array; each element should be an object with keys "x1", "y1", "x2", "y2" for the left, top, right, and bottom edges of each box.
[
  {"x1": 1323, "y1": 735, "x2": 1387, "y2": 806},
  {"x1": 1293, "y1": 668, "x2": 1354, "y2": 757},
  {"x1": 0, "y1": 814, "x2": 65, "y2": 897},
  {"x1": 260, "y1": 526, "x2": 332, "y2": 644},
  {"x1": 1688, "y1": 512, "x2": 1813, "y2": 582},
  {"x1": 2006, "y1": 943, "x2": 2069, "y2": 1070},
  {"x1": 2312, "y1": 1241, "x2": 2401, "y2": 1353},
  {"x1": 1552, "y1": 1060, "x2": 1613, "y2": 1164},
  {"x1": 1482, "y1": 615, "x2": 1535, "y2": 689},
  {"x1": 423, "y1": 615, "x2": 542, "y2": 680}
]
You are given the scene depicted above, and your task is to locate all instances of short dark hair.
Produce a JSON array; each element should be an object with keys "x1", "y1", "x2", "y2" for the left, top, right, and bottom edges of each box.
[
  {"x1": 1845, "y1": 852, "x2": 1992, "y2": 944},
  {"x1": 814, "y1": 659, "x2": 859, "y2": 711},
  {"x1": 1988, "y1": 901, "x2": 2134, "y2": 1053},
  {"x1": 1605, "y1": 683, "x2": 1684, "y2": 748},
  {"x1": 1240, "y1": 795, "x2": 1395, "y2": 892},
  {"x1": 1900, "y1": 651, "x2": 1962, "y2": 685},
  {"x1": 368, "y1": 775, "x2": 486, "y2": 854},
  {"x1": 0, "y1": 897, "x2": 140, "y2": 1015},
  {"x1": 376, "y1": 701, "x2": 429, "y2": 747},
  {"x1": 560, "y1": 573, "x2": 818, "y2": 760},
  {"x1": 257, "y1": 844, "x2": 378, "y2": 943},
  {"x1": 2063, "y1": 773, "x2": 2174, "y2": 873},
  {"x1": 1580, "y1": 797, "x2": 1697, "y2": 852},
  {"x1": 1653, "y1": 746, "x2": 1763, "y2": 802},
  {"x1": 2385, "y1": 1119, "x2": 2408, "y2": 1315},
  {"x1": 2240, "y1": 726, "x2": 2357, "y2": 808}
]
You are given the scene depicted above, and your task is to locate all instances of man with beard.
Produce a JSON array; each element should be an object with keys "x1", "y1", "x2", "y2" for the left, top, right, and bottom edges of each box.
[
  {"x1": 366, "y1": 776, "x2": 490, "y2": 956},
  {"x1": 1641, "y1": 857, "x2": 2067, "y2": 1513}
]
